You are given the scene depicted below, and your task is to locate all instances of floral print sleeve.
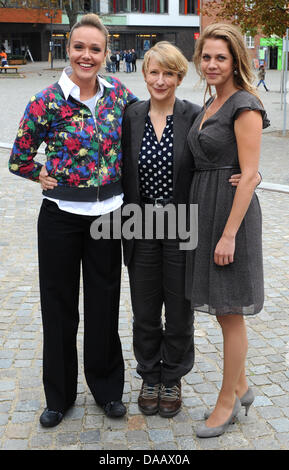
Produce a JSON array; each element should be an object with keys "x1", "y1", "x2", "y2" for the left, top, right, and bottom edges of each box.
[
  {"x1": 8, "y1": 78, "x2": 138, "y2": 199},
  {"x1": 9, "y1": 93, "x2": 50, "y2": 182}
]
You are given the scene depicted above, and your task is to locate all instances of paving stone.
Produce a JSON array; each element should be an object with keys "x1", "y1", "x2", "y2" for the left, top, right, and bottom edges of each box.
[
  {"x1": 126, "y1": 430, "x2": 149, "y2": 442},
  {"x1": 11, "y1": 412, "x2": 35, "y2": 423},
  {"x1": 172, "y1": 422, "x2": 193, "y2": 436},
  {"x1": 268, "y1": 418, "x2": 289, "y2": 433},
  {"x1": 127, "y1": 414, "x2": 146, "y2": 430},
  {"x1": 257, "y1": 407, "x2": 284, "y2": 420},
  {"x1": 148, "y1": 429, "x2": 174, "y2": 444},
  {"x1": 177, "y1": 437, "x2": 198, "y2": 450},
  {"x1": 2, "y1": 439, "x2": 29, "y2": 450},
  {"x1": 262, "y1": 384, "x2": 286, "y2": 397},
  {"x1": 0, "y1": 414, "x2": 9, "y2": 426},
  {"x1": 0, "y1": 381, "x2": 15, "y2": 392},
  {"x1": 79, "y1": 430, "x2": 101, "y2": 443},
  {"x1": 55, "y1": 432, "x2": 79, "y2": 446},
  {"x1": 252, "y1": 437, "x2": 280, "y2": 450},
  {"x1": 254, "y1": 396, "x2": 273, "y2": 407},
  {"x1": 29, "y1": 433, "x2": 54, "y2": 449},
  {"x1": 153, "y1": 442, "x2": 178, "y2": 450},
  {"x1": 6, "y1": 423, "x2": 32, "y2": 439}
]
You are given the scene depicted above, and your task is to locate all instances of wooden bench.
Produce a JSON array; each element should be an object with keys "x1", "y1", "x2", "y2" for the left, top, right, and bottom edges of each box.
[{"x1": 0, "y1": 66, "x2": 19, "y2": 74}]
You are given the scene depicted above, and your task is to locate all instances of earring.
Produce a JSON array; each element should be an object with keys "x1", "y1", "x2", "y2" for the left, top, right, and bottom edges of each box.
[{"x1": 234, "y1": 69, "x2": 238, "y2": 76}]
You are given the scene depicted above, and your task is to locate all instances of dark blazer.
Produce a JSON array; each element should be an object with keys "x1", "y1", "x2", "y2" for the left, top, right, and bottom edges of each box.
[{"x1": 121, "y1": 98, "x2": 201, "y2": 266}]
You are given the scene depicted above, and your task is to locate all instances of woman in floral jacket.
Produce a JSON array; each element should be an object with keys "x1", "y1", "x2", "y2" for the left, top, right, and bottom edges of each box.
[{"x1": 9, "y1": 14, "x2": 136, "y2": 427}]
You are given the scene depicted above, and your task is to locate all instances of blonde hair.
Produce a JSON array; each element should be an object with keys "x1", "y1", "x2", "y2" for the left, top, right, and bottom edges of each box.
[
  {"x1": 67, "y1": 13, "x2": 109, "y2": 52},
  {"x1": 193, "y1": 23, "x2": 259, "y2": 101},
  {"x1": 142, "y1": 41, "x2": 188, "y2": 80}
]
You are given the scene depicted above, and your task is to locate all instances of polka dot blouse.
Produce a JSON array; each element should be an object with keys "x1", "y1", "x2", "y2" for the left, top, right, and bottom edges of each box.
[{"x1": 138, "y1": 114, "x2": 174, "y2": 199}]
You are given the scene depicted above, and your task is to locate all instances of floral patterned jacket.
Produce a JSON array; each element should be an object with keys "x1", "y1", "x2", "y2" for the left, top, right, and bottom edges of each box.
[{"x1": 9, "y1": 76, "x2": 137, "y2": 202}]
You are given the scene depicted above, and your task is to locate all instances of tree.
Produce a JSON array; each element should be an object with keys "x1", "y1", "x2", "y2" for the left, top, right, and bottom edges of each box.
[
  {"x1": 62, "y1": 1, "x2": 79, "y2": 29},
  {"x1": 202, "y1": 0, "x2": 289, "y2": 37}
]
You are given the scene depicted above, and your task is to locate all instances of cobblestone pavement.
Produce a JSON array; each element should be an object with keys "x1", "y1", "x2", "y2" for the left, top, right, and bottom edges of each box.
[{"x1": 0, "y1": 61, "x2": 289, "y2": 451}]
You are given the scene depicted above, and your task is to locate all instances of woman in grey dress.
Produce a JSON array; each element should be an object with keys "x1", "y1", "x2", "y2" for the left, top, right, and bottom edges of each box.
[{"x1": 185, "y1": 24, "x2": 270, "y2": 438}]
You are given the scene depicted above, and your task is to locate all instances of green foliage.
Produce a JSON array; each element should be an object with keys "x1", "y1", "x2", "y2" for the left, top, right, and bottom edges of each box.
[{"x1": 202, "y1": 0, "x2": 289, "y2": 37}]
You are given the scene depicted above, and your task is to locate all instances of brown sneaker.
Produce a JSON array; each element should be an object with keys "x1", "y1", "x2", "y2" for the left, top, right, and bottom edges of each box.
[
  {"x1": 159, "y1": 382, "x2": 182, "y2": 418},
  {"x1": 138, "y1": 382, "x2": 160, "y2": 415}
]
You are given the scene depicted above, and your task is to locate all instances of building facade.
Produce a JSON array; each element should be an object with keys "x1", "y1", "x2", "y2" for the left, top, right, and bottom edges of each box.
[
  {"x1": 0, "y1": 1, "x2": 63, "y2": 62},
  {"x1": 102, "y1": 0, "x2": 200, "y2": 59},
  {"x1": 0, "y1": 0, "x2": 200, "y2": 62}
]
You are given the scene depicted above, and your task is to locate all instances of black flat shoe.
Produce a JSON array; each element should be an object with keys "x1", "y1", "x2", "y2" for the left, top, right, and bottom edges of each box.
[
  {"x1": 39, "y1": 408, "x2": 63, "y2": 427},
  {"x1": 102, "y1": 400, "x2": 126, "y2": 418}
]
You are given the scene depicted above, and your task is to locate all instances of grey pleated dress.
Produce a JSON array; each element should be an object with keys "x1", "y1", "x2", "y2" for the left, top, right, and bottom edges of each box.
[{"x1": 185, "y1": 90, "x2": 270, "y2": 316}]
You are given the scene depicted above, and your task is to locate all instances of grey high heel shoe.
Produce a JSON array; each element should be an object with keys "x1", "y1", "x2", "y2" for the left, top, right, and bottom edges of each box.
[
  {"x1": 196, "y1": 397, "x2": 241, "y2": 438},
  {"x1": 240, "y1": 387, "x2": 255, "y2": 416},
  {"x1": 204, "y1": 387, "x2": 254, "y2": 419}
]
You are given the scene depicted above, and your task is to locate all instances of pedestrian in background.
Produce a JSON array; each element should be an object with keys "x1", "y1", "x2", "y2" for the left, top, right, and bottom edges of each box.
[
  {"x1": 106, "y1": 52, "x2": 112, "y2": 72},
  {"x1": 125, "y1": 49, "x2": 132, "y2": 73},
  {"x1": 9, "y1": 13, "x2": 137, "y2": 428},
  {"x1": 131, "y1": 48, "x2": 137, "y2": 72},
  {"x1": 257, "y1": 64, "x2": 269, "y2": 92},
  {"x1": 0, "y1": 45, "x2": 8, "y2": 67},
  {"x1": 110, "y1": 51, "x2": 117, "y2": 73},
  {"x1": 116, "y1": 51, "x2": 120, "y2": 71}
]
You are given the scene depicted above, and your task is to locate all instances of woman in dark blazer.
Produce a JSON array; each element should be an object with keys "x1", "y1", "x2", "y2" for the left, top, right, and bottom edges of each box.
[{"x1": 122, "y1": 42, "x2": 201, "y2": 418}]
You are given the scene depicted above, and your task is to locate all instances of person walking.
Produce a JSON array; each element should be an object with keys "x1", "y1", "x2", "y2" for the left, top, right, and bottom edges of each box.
[
  {"x1": 257, "y1": 64, "x2": 269, "y2": 91},
  {"x1": 185, "y1": 24, "x2": 270, "y2": 438},
  {"x1": 8, "y1": 13, "x2": 137, "y2": 428}
]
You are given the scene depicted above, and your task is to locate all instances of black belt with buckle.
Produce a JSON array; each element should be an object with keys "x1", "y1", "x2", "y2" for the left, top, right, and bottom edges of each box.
[
  {"x1": 141, "y1": 196, "x2": 174, "y2": 207},
  {"x1": 193, "y1": 165, "x2": 240, "y2": 172}
]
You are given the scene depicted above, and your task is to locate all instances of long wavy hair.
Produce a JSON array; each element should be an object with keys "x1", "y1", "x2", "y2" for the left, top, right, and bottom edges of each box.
[{"x1": 193, "y1": 23, "x2": 260, "y2": 103}]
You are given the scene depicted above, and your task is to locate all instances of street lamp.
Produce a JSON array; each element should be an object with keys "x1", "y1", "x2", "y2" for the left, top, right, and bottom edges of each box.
[{"x1": 45, "y1": 0, "x2": 57, "y2": 69}]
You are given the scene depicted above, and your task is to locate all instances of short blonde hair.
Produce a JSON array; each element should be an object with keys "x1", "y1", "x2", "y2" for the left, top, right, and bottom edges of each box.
[
  {"x1": 67, "y1": 13, "x2": 109, "y2": 52},
  {"x1": 142, "y1": 41, "x2": 188, "y2": 80},
  {"x1": 193, "y1": 23, "x2": 259, "y2": 100}
]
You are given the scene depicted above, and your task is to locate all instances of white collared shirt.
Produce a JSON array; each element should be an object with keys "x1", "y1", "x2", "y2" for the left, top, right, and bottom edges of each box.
[{"x1": 44, "y1": 66, "x2": 124, "y2": 216}]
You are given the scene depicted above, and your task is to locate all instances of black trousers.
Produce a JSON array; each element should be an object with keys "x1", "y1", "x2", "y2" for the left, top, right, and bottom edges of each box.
[
  {"x1": 128, "y1": 237, "x2": 195, "y2": 386},
  {"x1": 37, "y1": 199, "x2": 124, "y2": 412}
]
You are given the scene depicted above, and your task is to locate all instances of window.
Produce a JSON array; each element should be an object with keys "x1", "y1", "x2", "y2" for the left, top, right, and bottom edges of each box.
[
  {"x1": 179, "y1": 0, "x2": 199, "y2": 14},
  {"x1": 109, "y1": 0, "x2": 168, "y2": 13},
  {"x1": 245, "y1": 33, "x2": 255, "y2": 49}
]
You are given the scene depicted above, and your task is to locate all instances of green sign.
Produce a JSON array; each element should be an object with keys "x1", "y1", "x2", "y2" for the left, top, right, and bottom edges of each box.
[
  {"x1": 61, "y1": 14, "x2": 127, "y2": 26},
  {"x1": 260, "y1": 37, "x2": 283, "y2": 47}
]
